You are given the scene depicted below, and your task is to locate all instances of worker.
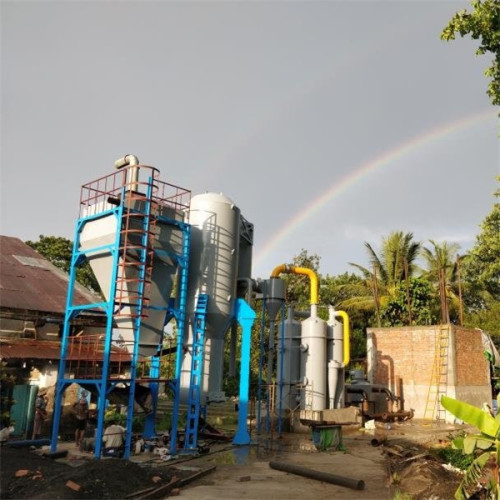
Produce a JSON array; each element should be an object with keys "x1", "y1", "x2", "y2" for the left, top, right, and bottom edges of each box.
[
  {"x1": 32, "y1": 389, "x2": 48, "y2": 440},
  {"x1": 102, "y1": 418, "x2": 126, "y2": 457},
  {"x1": 73, "y1": 390, "x2": 89, "y2": 447}
]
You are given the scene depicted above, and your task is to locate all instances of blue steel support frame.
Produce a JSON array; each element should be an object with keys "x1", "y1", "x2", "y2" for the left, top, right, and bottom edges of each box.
[
  {"x1": 183, "y1": 294, "x2": 209, "y2": 452},
  {"x1": 168, "y1": 222, "x2": 191, "y2": 456},
  {"x1": 51, "y1": 177, "x2": 191, "y2": 459},
  {"x1": 233, "y1": 299, "x2": 256, "y2": 445},
  {"x1": 122, "y1": 178, "x2": 154, "y2": 459},
  {"x1": 51, "y1": 200, "x2": 125, "y2": 456},
  {"x1": 143, "y1": 354, "x2": 160, "y2": 438}
]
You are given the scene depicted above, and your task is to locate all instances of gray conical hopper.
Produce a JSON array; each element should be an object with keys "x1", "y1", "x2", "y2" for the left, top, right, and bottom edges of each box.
[
  {"x1": 79, "y1": 198, "x2": 184, "y2": 357},
  {"x1": 263, "y1": 277, "x2": 285, "y2": 321}
]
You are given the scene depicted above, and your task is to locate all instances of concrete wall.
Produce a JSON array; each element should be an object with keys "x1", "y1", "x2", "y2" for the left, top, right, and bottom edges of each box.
[{"x1": 367, "y1": 325, "x2": 491, "y2": 421}]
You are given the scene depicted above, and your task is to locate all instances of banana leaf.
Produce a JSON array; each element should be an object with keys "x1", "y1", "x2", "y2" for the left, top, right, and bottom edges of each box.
[{"x1": 441, "y1": 396, "x2": 500, "y2": 438}]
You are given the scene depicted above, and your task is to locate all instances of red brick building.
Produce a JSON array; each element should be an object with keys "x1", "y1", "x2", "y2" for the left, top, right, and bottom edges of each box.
[{"x1": 367, "y1": 325, "x2": 492, "y2": 421}]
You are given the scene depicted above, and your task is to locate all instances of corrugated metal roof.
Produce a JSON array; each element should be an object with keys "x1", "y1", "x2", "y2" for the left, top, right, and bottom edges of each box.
[
  {"x1": 0, "y1": 339, "x2": 130, "y2": 362},
  {"x1": 0, "y1": 236, "x2": 100, "y2": 314}
]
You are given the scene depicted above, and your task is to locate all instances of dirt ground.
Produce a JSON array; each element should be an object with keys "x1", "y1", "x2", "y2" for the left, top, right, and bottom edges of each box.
[{"x1": 0, "y1": 421, "x2": 475, "y2": 500}]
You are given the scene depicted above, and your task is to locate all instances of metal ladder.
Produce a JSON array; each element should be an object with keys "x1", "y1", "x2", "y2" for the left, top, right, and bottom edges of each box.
[
  {"x1": 114, "y1": 189, "x2": 156, "y2": 319},
  {"x1": 423, "y1": 325, "x2": 450, "y2": 424},
  {"x1": 183, "y1": 294, "x2": 209, "y2": 452}
]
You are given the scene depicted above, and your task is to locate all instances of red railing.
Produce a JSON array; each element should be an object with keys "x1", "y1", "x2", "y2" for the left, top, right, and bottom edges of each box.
[{"x1": 79, "y1": 164, "x2": 191, "y2": 218}]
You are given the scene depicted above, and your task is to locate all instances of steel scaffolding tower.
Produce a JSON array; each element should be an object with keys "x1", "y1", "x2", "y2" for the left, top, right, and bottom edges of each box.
[{"x1": 50, "y1": 164, "x2": 191, "y2": 459}]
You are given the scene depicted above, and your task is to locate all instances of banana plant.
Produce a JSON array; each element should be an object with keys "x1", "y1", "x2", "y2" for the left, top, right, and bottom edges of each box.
[{"x1": 441, "y1": 395, "x2": 500, "y2": 500}]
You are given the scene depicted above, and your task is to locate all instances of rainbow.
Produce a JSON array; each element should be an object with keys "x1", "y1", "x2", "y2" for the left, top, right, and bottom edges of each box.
[{"x1": 254, "y1": 108, "x2": 498, "y2": 268}]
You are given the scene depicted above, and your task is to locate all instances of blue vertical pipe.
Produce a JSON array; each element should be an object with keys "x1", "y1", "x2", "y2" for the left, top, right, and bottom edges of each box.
[{"x1": 233, "y1": 299, "x2": 256, "y2": 445}]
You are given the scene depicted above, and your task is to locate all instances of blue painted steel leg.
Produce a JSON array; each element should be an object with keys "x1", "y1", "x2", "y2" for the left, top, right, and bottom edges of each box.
[
  {"x1": 144, "y1": 355, "x2": 160, "y2": 439},
  {"x1": 95, "y1": 200, "x2": 124, "y2": 459},
  {"x1": 233, "y1": 299, "x2": 256, "y2": 446},
  {"x1": 169, "y1": 223, "x2": 191, "y2": 456},
  {"x1": 183, "y1": 294, "x2": 209, "y2": 452},
  {"x1": 50, "y1": 227, "x2": 82, "y2": 453}
]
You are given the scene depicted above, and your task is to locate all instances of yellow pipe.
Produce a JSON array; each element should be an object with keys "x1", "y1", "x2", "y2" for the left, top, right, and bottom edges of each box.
[
  {"x1": 335, "y1": 310, "x2": 350, "y2": 366},
  {"x1": 270, "y1": 264, "x2": 318, "y2": 305}
]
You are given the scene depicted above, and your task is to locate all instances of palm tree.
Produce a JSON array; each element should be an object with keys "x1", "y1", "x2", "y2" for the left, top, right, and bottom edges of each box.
[
  {"x1": 343, "y1": 231, "x2": 421, "y2": 325},
  {"x1": 421, "y1": 240, "x2": 460, "y2": 323}
]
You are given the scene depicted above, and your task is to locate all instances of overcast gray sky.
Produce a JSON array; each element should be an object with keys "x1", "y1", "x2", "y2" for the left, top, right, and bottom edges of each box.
[{"x1": 2, "y1": 0, "x2": 499, "y2": 279}]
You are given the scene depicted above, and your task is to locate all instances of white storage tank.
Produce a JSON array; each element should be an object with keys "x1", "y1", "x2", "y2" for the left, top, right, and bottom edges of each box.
[
  {"x1": 300, "y1": 315, "x2": 327, "y2": 411},
  {"x1": 182, "y1": 192, "x2": 241, "y2": 402},
  {"x1": 327, "y1": 313, "x2": 345, "y2": 409}
]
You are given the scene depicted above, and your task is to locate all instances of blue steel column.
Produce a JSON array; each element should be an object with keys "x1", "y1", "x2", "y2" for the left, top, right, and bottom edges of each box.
[
  {"x1": 169, "y1": 222, "x2": 191, "y2": 455},
  {"x1": 50, "y1": 221, "x2": 84, "y2": 453},
  {"x1": 143, "y1": 354, "x2": 160, "y2": 438},
  {"x1": 123, "y1": 178, "x2": 154, "y2": 459},
  {"x1": 94, "y1": 196, "x2": 125, "y2": 459},
  {"x1": 233, "y1": 298, "x2": 256, "y2": 445}
]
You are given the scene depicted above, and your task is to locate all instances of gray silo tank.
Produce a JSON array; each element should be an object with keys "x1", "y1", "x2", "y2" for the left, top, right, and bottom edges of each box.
[
  {"x1": 300, "y1": 315, "x2": 327, "y2": 411},
  {"x1": 182, "y1": 193, "x2": 241, "y2": 402}
]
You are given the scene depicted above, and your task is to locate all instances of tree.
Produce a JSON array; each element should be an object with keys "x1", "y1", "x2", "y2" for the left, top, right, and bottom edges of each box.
[
  {"x1": 380, "y1": 277, "x2": 437, "y2": 327},
  {"x1": 421, "y1": 240, "x2": 461, "y2": 323},
  {"x1": 441, "y1": 395, "x2": 500, "y2": 499},
  {"x1": 26, "y1": 235, "x2": 101, "y2": 294},
  {"x1": 462, "y1": 178, "x2": 500, "y2": 338},
  {"x1": 347, "y1": 231, "x2": 421, "y2": 324},
  {"x1": 441, "y1": 0, "x2": 500, "y2": 106},
  {"x1": 462, "y1": 179, "x2": 500, "y2": 302}
]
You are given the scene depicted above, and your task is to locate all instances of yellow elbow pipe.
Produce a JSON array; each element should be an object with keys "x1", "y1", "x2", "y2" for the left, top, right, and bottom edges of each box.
[
  {"x1": 335, "y1": 310, "x2": 350, "y2": 366},
  {"x1": 270, "y1": 264, "x2": 318, "y2": 305}
]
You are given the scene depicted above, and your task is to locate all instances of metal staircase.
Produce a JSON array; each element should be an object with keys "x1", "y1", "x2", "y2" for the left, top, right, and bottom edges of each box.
[
  {"x1": 183, "y1": 294, "x2": 209, "y2": 452},
  {"x1": 423, "y1": 325, "x2": 450, "y2": 424}
]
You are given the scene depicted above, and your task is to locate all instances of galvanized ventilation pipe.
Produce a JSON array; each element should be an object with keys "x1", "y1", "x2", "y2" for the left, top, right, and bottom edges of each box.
[{"x1": 115, "y1": 154, "x2": 140, "y2": 191}]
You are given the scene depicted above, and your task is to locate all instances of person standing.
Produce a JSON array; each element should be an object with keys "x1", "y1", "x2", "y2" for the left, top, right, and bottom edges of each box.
[
  {"x1": 73, "y1": 390, "x2": 89, "y2": 447},
  {"x1": 32, "y1": 389, "x2": 48, "y2": 440}
]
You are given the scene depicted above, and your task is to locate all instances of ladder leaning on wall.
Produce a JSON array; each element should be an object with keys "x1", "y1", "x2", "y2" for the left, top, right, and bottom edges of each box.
[{"x1": 423, "y1": 325, "x2": 450, "y2": 424}]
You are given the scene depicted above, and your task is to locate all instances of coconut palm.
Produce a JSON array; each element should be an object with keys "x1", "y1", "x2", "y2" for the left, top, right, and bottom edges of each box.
[
  {"x1": 421, "y1": 240, "x2": 461, "y2": 323},
  {"x1": 342, "y1": 231, "x2": 421, "y2": 323}
]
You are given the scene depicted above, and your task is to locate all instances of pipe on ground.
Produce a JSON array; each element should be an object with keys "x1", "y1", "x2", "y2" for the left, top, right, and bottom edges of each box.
[{"x1": 269, "y1": 461, "x2": 365, "y2": 491}]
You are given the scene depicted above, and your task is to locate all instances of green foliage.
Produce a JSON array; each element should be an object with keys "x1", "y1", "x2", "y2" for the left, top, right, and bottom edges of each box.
[
  {"x1": 26, "y1": 235, "x2": 101, "y2": 294},
  {"x1": 434, "y1": 446, "x2": 475, "y2": 471},
  {"x1": 104, "y1": 405, "x2": 145, "y2": 432},
  {"x1": 283, "y1": 249, "x2": 321, "y2": 309},
  {"x1": 0, "y1": 362, "x2": 16, "y2": 427},
  {"x1": 441, "y1": 0, "x2": 500, "y2": 106},
  {"x1": 462, "y1": 180, "x2": 500, "y2": 303},
  {"x1": 380, "y1": 277, "x2": 436, "y2": 327},
  {"x1": 441, "y1": 395, "x2": 499, "y2": 499}
]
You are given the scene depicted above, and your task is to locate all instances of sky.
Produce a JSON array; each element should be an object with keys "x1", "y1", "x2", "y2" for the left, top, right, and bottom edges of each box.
[{"x1": 1, "y1": 0, "x2": 499, "y2": 281}]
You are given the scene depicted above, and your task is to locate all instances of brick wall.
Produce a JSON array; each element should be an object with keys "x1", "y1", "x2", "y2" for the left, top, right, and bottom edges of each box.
[
  {"x1": 454, "y1": 327, "x2": 489, "y2": 386},
  {"x1": 367, "y1": 325, "x2": 491, "y2": 419}
]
